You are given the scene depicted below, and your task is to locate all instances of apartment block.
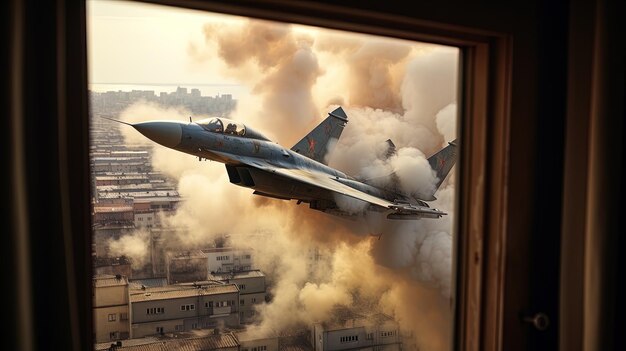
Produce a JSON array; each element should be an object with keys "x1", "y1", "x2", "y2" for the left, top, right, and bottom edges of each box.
[
  {"x1": 209, "y1": 270, "x2": 266, "y2": 323},
  {"x1": 129, "y1": 284, "x2": 240, "y2": 338},
  {"x1": 93, "y1": 275, "x2": 130, "y2": 343},
  {"x1": 312, "y1": 311, "x2": 402, "y2": 351}
]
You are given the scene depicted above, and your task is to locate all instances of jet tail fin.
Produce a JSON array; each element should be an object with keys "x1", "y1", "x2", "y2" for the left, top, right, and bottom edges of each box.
[
  {"x1": 291, "y1": 107, "x2": 348, "y2": 165},
  {"x1": 425, "y1": 139, "x2": 458, "y2": 200}
]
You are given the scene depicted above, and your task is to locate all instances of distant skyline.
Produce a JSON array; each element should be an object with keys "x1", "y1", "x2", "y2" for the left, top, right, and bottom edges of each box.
[
  {"x1": 90, "y1": 82, "x2": 241, "y2": 85},
  {"x1": 88, "y1": 82, "x2": 248, "y2": 98}
]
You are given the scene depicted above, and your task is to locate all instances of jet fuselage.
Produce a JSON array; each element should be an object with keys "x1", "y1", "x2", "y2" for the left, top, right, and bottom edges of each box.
[
  {"x1": 134, "y1": 119, "x2": 413, "y2": 215},
  {"x1": 171, "y1": 121, "x2": 409, "y2": 209}
]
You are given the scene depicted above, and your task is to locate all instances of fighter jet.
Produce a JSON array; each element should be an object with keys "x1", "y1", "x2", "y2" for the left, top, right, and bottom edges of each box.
[{"x1": 113, "y1": 107, "x2": 456, "y2": 220}]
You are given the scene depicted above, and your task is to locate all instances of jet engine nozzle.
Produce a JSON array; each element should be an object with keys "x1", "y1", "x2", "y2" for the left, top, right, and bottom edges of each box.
[{"x1": 133, "y1": 121, "x2": 183, "y2": 148}]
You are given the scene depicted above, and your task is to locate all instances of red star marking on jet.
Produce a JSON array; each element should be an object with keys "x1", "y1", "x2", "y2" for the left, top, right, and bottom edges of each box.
[
  {"x1": 307, "y1": 137, "x2": 317, "y2": 155},
  {"x1": 438, "y1": 156, "x2": 446, "y2": 169}
]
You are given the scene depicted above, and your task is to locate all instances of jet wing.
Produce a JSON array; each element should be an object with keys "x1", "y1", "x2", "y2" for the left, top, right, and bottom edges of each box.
[
  {"x1": 273, "y1": 168, "x2": 447, "y2": 217},
  {"x1": 213, "y1": 151, "x2": 446, "y2": 217},
  {"x1": 272, "y1": 168, "x2": 393, "y2": 209}
]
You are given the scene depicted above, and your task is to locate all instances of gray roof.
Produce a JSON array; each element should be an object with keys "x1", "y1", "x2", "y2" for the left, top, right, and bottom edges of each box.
[
  {"x1": 129, "y1": 278, "x2": 168, "y2": 289},
  {"x1": 208, "y1": 270, "x2": 264, "y2": 280},
  {"x1": 130, "y1": 284, "x2": 238, "y2": 303},
  {"x1": 94, "y1": 274, "x2": 128, "y2": 287},
  {"x1": 168, "y1": 250, "x2": 208, "y2": 260},
  {"x1": 201, "y1": 247, "x2": 254, "y2": 254},
  {"x1": 95, "y1": 333, "x2": 239, "y2": 350}
]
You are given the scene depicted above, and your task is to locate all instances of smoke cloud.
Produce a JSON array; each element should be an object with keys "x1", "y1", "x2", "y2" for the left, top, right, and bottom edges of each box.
[
  {"x1": 107, "y1": 229, "x2": 151, "y2": 268},
  {"x1": 113, "y1": 18, "x2": 459, "y2": 350}
]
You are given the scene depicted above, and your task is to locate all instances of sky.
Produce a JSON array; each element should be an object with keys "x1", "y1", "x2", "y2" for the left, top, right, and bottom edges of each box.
[
  {"x1": 86, "y1": 0, "x2": 449, "y2": 95},
  {"x1": 87, "y1": 0, "x2": 241, "y2": 86}
]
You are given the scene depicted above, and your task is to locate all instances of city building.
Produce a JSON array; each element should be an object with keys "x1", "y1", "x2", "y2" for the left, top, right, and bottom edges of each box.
[
  {"x1": 237, "y1": 331, "x2": 280, "y2": 351},
  {"x1": 92, "y1": 224, "x2": 135, "y2": 257},
  {"x1": 93, "y1": 204, "x2": 134, "y2": 224},
  {"x1": 311, "y1": 310, "x2": 402, "y2": 351},
  {"x1": 166, "y1": 250, "x2": 210, "y2": 284},
  {"x1": 94, "y1": 332, "x2": 240, "y2": 351},
  {"x1": 209, "y1": 270, "x2": 267, "y2": 323},
  {"x1": 95, "y1": 174, "x2": 150, "y2": 186},
  {"x1": 202, "y1": 247, "x2": 254, "y2": 273},
  {"x1": 133, "y1": 210, "x2": 157, "y2": 229},
  {"x1": 149, "y1": 227, "x2": 186, "y2": 277},
  {"x1": 90, "y1": 88, "x2": 237, "y2": 116},
  {"x1": 129, "y1": 283, "x2": 240, "y2": 338},
  {"x1": 131, "y1": 192, "x2": 181, "y2": 212},
  {"x1": 94, "y1": 256, "x2": 133, "y2": 278},
  {"x1": 129, "y1": 277, "x2": 168, "y2": 289},
  {"x1": 93, "y1": 274, "x2": 131, "y2": 343}
]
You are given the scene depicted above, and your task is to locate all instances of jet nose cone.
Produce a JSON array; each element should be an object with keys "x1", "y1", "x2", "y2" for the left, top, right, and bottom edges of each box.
[{"x1": 133, "y1": 121, "x2": 182, "y2": 148}]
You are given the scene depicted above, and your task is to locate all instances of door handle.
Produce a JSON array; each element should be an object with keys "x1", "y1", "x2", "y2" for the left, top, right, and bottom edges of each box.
[{"x1": 522, "y1": 312, "x2": 550, "y2": 331}]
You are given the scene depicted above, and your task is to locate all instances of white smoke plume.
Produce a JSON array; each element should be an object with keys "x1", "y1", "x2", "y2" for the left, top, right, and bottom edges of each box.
[
  {"x1": 436, "y1": 103, "x2": 458, "y2": 142},
  {"x1": 112, "y1": 18, "x2": 459, "y2": 350},
  {"x1": 107, "y1": 229, "x2": 151, "y2": 268}
]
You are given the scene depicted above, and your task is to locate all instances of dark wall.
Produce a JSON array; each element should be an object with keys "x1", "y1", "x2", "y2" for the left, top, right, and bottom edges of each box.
[{"x1": 3, "y1": 0, "x2": 92, "y2": 349}]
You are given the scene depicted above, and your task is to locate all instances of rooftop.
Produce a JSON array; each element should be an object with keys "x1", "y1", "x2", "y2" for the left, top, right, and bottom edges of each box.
[
  {"x1": 169, "y1": 250, "x2": 208, "y2": 260},
  {"x1": 201, "y1": 247, "x2": 252, "y2": 254},
  {"x1": 98, "y1": 192, "x2": 181, "y2": 201},
  {"x1": 130, "y1": 284, "x2": 238, "y2": 303},
  {"x1": 95, "y1": 175, "x2": 149, "y2": 181},
  {"x1": 93, "y1": 274, "x2": 128, "y2": 288},
  {"x1": 94, "y1": 332, "x2": 239, "y2": 351},
  {"x1": 129, "y1": 277, "x2": 168, "y2": 289},
  {"x1": 318, "y1": 307, "x2": 396, "y2": 330},
  {"x1": 209, "y1": 270, "x2": 264, "y2": 280},
  {"x1": 93, "y1": 205, "x2": 134, "y2": 213},
  {"x1": 97, "y1": 184, "x2": 157, "y2": 192},
  {"x1": 93, "y1": 256, "x2": 131, "y2": 267}
]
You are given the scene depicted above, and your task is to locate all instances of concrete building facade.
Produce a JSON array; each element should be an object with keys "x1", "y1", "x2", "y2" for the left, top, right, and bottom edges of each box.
[
  {"x1": 94, "y1": 332, "x2": 240, "y2": 351},
  {"x1": 202, "y1": 247, "x2": 253, "y2": 273},
  {"x1": 312, "y1": 312, "x2": 402, "y2": 351},
  {"x1": 94, "y1": 256, "x2": 132, "y2": 278},
  {"x1": 238, "y1": 333, "x2": 280, "y2": 351},
  {"x1": 209, "y1": 270, "x2": 266, "y2": 323},
  {"x1": 129, "y1": 284, "x2": 240, "y2": 338},
  {"x1": 93, "y1": 275, "x2": 131, "y2": 343}
]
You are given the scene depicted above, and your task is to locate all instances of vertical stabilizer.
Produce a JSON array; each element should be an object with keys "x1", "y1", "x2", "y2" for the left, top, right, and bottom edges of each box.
[
  {"x1": 425, "y1": 140, "x2": 457, "y2": 200},
  {"x1": 291, "y1": 107, "x2": 348, "y2": 165}
]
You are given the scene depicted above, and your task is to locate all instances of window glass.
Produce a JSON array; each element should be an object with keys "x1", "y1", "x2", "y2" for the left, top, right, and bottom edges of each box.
[
  {"x1": 88, "y1": 1, "x2": 459, "y2": 350},
  {"x1": 197, "y1": 118, "x2": 224, "y2": 133},
  {"x1": 223, "y1": 120, "x2": 246, "y2": 136}
]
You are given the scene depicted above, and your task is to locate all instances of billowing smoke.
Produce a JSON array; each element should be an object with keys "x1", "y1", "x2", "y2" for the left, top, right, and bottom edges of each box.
[
  {"x1": 114, "y1": 18, "x2": 458, "y2": 350},
  {"x1": 107, "y1": 229, "x2": 151, "y2": 268},
  {"x1": 436, "y1": 103, "x2": 458, "y2": 142},
  {"x1": 190, "y1": 20, "x2": 322, "y2": 146}
]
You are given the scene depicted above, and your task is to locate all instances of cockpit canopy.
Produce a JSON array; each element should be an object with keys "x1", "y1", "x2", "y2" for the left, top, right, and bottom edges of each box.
[{"x1": 196, "y1": 117, "x2": 270, "y2": 141}]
